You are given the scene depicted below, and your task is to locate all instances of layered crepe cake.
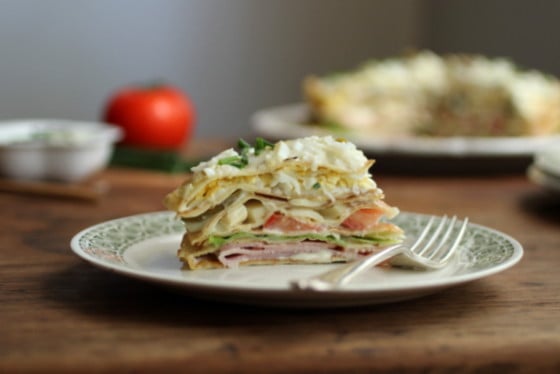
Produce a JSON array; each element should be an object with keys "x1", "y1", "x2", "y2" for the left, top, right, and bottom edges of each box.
[
  {"x1": 304, "y1": 51, "x2": 560, "y2": 137},
  {"x1": 164, "y1": 136, "x2": 403, "y2": 270}
]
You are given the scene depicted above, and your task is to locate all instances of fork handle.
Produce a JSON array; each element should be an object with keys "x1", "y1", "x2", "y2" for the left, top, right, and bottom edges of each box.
[{"x1": 290, "y1": 244, "x2": 404, "y2": 291}]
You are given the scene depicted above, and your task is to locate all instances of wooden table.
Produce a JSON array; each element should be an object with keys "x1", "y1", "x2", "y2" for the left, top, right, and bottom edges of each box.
[{"x1": 2, "y1": 144, "x2": 560, "y2": 373}]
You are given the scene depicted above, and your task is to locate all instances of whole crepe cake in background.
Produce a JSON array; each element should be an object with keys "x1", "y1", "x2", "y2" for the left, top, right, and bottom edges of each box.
[
  {"x1": 304, "y1": 50, "x2": 560, "y2": 137},
  {"x1": 164, "y1": 136, "x2": 403, "y2": 270}
]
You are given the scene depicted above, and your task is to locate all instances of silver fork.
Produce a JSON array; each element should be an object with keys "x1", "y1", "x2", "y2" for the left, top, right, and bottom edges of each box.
[{"x1": 291, "y1": 215, "x2": 469, "y2": 291}]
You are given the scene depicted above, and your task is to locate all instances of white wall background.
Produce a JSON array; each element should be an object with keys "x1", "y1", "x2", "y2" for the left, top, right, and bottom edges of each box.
[
  {"x1": 426, "y1": 0, "x2": 560, "y2": 76},
  {"x1": 1, "y1": 0, "x2": 559, "y2": 139},
  {"x1": 0, "y1": 0, "x2": 424, "y2": 138}
]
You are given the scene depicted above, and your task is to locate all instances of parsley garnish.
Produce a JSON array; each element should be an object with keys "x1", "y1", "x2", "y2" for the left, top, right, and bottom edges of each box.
[
  {"x1": 218, "y1": 155, "x2": 247, "y2": 168},
  {"x1": 218, "y1": 137, "x2": 274, "y2": 169},
  {"x1": 238, "y1": 138, "x2": 251, "y2": 151},
  {"x1": 254, "y1": 137, "x2": 274, "y2": 155}
]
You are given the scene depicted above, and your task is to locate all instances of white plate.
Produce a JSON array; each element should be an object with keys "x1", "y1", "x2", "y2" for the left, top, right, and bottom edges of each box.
[
  {"x1": 252, "y1": 104, "x2": 560, "y2": 157},
  {"x1": 70, "y1": 211, "x2": 523, "y2": 308}
]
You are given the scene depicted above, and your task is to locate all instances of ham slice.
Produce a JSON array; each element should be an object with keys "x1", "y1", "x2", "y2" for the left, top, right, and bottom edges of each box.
[{"x1": 217, "y1": 241, "x2": 373, "y2": 268}]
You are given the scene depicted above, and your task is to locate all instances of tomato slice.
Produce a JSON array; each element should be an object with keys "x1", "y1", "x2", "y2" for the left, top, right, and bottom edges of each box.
[
  {"x1": 264, "y1": 213, "x2": 322, "y2": 232},
  {"x1": 264, "y1": 212, "x2": 282, "y2": 227},
  {"x1": 341, "y1": 208, "x2": 384, "y2": 231}
]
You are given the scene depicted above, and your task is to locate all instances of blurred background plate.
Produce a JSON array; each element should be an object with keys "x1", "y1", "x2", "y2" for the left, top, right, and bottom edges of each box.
[
  {"x1": 533, "y1": 148, "x2": 560, "y2": 178},
  {"x1": 527, "y1": 166, "x2": 560, "y2": 195},
  {"x1": 527, "y1": 148, "x2": 560, "y2": 194},
  {"x1": 252, "y1": 104, "x2": 560, "y2": 174}
]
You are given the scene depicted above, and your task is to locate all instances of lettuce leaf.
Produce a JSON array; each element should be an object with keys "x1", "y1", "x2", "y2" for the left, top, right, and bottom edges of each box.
[{"x1": 207, "y1": 231, "x2": 401, "y2": 249}]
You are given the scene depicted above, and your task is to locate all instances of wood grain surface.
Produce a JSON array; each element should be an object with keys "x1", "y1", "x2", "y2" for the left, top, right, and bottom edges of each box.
[{"x1": 1, "y1": 149, "x2": 560, "y2": 373}]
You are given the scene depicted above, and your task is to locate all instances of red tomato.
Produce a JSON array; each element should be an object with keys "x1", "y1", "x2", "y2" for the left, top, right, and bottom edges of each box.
[
  {"x1": 264, "y1": 212, "x2": 322, "y2": 232},
  {"x1": 103, "y1": 84, "x2": 195, "y2": 150},
  {"x1": 341, "y1": 208, "x2": 383, "y2": 231}
]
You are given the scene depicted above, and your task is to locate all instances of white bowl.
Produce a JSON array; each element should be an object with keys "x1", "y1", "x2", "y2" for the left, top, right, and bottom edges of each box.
[{"x1": 0, "y1": 119, "x2": 122, "y2": 182}]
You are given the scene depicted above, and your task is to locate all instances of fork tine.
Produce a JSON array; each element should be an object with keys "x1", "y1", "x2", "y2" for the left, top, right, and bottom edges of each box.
[
  {"x1": 416, "y1": 215, "x2": 448, "y2": 256},
  {"x1": 426, "y1": 216, "x2": 457, "y2": 261},
  {"x1": 438, "y1": 217, "x2": 469, "y2": 263},
  {"x1": 409, "y1": 216, "x2": 436, "y2": 252}
]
